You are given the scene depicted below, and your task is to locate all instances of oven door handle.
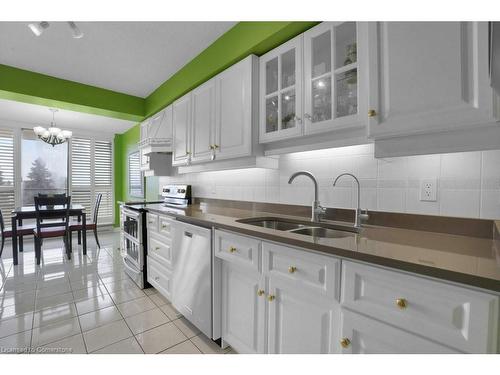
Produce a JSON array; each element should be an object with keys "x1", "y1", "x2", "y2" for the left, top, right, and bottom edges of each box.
[{"x1": 124, "y1": 257, "x2": 141, "y2": 276}]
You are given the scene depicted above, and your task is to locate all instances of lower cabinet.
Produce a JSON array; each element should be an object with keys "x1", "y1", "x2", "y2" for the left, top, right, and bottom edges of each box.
[
  {"x1": 215, "y1": 230, "x2": 499, "y2": 354},
  {"x1": 339, "y1": 310, "x2": 459, "y2": 354},
  {"x1": 267, "y1": 276, "x2": 339, "y2": 354},
  {"x1": 221, "y1": 262, "x2": 266, "y2": 354}
]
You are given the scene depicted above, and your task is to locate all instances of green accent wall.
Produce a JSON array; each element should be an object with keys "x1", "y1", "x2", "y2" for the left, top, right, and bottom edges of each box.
[
  {"x1": 145, "y1": 21, "x2": 318, "y2": 117},
  {"x1": 113, "y1": 125, "x2": 140, "y2": 225},
  {"x1": 0, "y1": 64, "x2": 145, "y2": 122}
]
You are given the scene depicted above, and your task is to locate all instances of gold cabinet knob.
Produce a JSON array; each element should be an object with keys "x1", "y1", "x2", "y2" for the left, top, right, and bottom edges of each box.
[
  {"x1": 148, "y1": 221, "x2": 154, "y2": 224},
  {"x1": 229, "y1": 246, "x2": 237, "y2": 253},
  {"x1": 396, "y1": 298, "x2": 408, "y2": 309},
  {"x1": 257, "y1": 289, "x2": 265, "y2": 296},
  {"x1": 267, "y1": 295, "x2": 275, "y2": 302},
  {"x1": 288, "y1": 266, "x2": 297, "y2": 274},
  {"x1": 154, "y1": 246, "x2": 160, "y2": 251},
  {"x1": 368, "y1": 109, "x2": 377, "y2": 117},
  {"x1": 161, "y1": 224, "x2": 168, "y2": 229},
  {"x1": 209, "y1": 145, "x2": 214, "y2": 150},
  {"x1": 214, "y1": 144, "x2": 219, "y2": 149},
  {"x1": 340, "y1": 338, "x2": 351, "y2": 348}
]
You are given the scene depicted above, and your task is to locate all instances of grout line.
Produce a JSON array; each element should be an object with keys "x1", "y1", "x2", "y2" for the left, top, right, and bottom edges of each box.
[{"x1": 71, "y1": 275, "x2": 89, "y2": 354}]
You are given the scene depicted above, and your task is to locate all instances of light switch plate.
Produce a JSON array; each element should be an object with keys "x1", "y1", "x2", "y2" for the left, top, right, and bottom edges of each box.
[{"x1": 420, "y1": 179, "x2": 437, "y2": 202}]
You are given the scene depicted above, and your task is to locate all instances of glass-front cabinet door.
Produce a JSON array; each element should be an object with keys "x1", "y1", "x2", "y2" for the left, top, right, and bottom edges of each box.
[
  {"x1": 259, "y1": 35, "x2": 303, "y2": 143},
  {"x1": 303, "y1": 22, "x2": 367, "y2": 135}
]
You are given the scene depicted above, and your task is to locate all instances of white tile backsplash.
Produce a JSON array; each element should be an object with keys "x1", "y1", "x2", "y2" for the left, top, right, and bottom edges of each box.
[{"x1": 158, "y1": 144, "x2": 500, "y2": 220}]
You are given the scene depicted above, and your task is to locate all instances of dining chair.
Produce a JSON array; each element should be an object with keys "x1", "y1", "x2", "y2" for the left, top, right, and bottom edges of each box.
[
  {"x1": 0, "y1": 209, "x2": 36, "y2": 258},
  {"x1": 33, "y1": 195, "x2": 72, "y2": 265},
  {"x1": 69, "y1": 193, "x2": 102, "y2": 249}
]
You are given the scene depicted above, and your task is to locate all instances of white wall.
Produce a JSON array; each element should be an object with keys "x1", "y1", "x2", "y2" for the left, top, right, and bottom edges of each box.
[{"x1": 158, "y1": 144, "x2": 500, "y2": 220}]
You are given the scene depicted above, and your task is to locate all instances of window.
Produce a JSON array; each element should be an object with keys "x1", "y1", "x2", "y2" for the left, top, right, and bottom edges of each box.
[
  {"x1": 21, "y1": 130, "x2": 68, "y2": 205},
  {"x1": 0, "y1": 128, "x2": 15, "y2": 219},
  {"x1": 70, "y1": 137, "x2": 113, "y2": 224},
  {"x1": 128, "y1": 151, "x2": 143, "y2": 198}
]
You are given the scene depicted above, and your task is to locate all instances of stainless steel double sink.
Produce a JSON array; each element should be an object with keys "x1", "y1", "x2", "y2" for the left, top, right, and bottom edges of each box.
[{"x1": 236, "y1": 217, "x2": 359, "y2": 239}]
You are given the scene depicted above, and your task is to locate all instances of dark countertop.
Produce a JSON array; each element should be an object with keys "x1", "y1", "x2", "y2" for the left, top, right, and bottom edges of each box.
[{"x1": 129, "y1": 202, "x2": 500, "y2": 293}]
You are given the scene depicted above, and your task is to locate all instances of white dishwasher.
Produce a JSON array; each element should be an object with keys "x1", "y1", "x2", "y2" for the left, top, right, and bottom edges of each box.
[{"x1": 171, "y1": 220, "x2": 212, "y2": 338}]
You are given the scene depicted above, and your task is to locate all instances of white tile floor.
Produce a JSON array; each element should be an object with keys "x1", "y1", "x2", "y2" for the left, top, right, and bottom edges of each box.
[{"x1": 0, "y1": 231, "x2": 234, "y2": 354}]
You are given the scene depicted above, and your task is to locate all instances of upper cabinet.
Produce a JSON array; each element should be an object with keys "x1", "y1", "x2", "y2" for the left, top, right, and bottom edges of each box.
[
  {"x1": 172, "y1": 93, "x2": 192, "y2": 166},
  {"x1": 367, "y1": 22, "x2": 496, "y2": 140},
  {"x1": 259, "y1": 22, "x2": 368, "y2": 144},
  {"x1": 303, "y1": 22, "x2": 368, "y2": 135},
  {"x1": 260, "y1": 35, "x2": 303, "y2": 142},
  {"x1": 191, "y1": 79, "x2": 216, "y2": 163},
  {"x1": 214, "y1": 55, "x2": 255, "y2": 160},
  {"x1": 172, "y1": 55, "x2": 259, "y2": 168}
]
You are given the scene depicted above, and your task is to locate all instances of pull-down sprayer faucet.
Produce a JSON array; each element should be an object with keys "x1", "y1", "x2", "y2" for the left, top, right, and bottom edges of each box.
[{"x1": 288, "y1": 171, "x2": 326, "y2": 222}]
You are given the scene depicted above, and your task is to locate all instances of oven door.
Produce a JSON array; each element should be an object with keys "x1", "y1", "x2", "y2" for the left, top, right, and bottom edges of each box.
[
  {"x1": 122, "y1": 208, "x2": 142, "y2": 244},
  {"x1": 123, "y1": 234, "x2": 143, "y2": 270}
]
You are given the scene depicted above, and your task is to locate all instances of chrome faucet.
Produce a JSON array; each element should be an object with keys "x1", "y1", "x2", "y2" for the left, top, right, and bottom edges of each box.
[
  {"x1": 288, "y1": 171, "x2": 326, "y2": 222},
  {"x1": 333, "y1": 173, "x2": 369, "y2": 229}
]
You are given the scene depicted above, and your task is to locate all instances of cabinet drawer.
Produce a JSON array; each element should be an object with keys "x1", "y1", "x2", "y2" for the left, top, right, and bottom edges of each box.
[
  {"x1": 147, "y1": 255, "x2": 172, "y2": 301},
  {"x1": 263, "y1": 242, "x2": 340, "y2": 300},
  {"x1": 215, "y1": 230, "x2": 261, "y2": 271},
  {"x1": 341, "y1": 261, "x2": 499, "y2": 353},
  {"x1": 158, "y1": 215, "x2": 174, "y2": 237},
  {"x1": 146, "y1": 213, "x2": 158, "y2": 233},
  {"x1": 339, "y1": 309, "x2": 459, "y2": 354},
  {"x1": 148, "y1": 233, "x2": 172, "y2": 269}
]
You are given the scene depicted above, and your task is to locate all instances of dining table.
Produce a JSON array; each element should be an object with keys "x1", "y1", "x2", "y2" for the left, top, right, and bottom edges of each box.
[{"x1": 10, "y1": 204, "x2": 87, "y2": 265}]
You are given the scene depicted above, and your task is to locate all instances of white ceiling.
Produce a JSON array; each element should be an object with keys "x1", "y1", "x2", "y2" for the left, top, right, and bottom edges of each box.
[
  {"x1": 0, "y1": 21, "x2": 236, "y2": 97},
  {"x1": 0, "y1": 98, "x2": 136, "y2": 135}
]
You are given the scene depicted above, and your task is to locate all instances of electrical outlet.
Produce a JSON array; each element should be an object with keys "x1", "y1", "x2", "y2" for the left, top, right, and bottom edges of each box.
[{"x1": 420, "y1": 179, "x2": 437, "y2": 202}]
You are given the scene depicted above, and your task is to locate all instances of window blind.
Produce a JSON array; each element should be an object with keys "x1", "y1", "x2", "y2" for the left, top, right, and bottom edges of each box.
[
  {"x1": 70, "y1": 137, "x2": 113, "y2": 224},
  {"x1": 0, "y1": 128, "x2": 15, "y2": 221}
]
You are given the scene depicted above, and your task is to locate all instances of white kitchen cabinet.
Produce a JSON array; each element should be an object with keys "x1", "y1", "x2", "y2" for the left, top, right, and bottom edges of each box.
[
  {"x1": 367, "y1": 22, "x2": 495, "y2": 140},
  {"x1": 341, "y1": 260, "x2": 499, "y2": 353},
  {"x1": 339, "y1": 309, "x2": 459, "y2": 354},
  {"x1": 172, "y1": 55, "x2": 258, "y2": 168},
  {"x1": 259, "y1": 35, "x2": 303, "y2": 143},
  {"x1": 191, "y1": 79, "x2": 216, "y2": 163},
  {"x1": 172, "y1": 93, "x2": 192, "y2": 166},
  {"x1": 221, "y1": 262, "x2": 266, "y2": 354},
  {"x1": 216, "y1": 230, "x2": 342, "y2": 354},
  {"x1": 303, "y1": 22, "x2": 368, "y2": 135},
  {"x1": 267, "y1": 275, "x2": 339, "y2": 354},
  {"x1": 214, "y1": 55, "x2": 256, "y2": 160}
]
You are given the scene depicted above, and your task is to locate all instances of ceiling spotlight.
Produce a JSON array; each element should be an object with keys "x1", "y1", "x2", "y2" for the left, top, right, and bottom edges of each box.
[
  {"x1": 28, "y1": 21, "x2": 49, "y2": 36},
  {"x1": 68, "y1": 21, "x2": 84, "y2": 39}
]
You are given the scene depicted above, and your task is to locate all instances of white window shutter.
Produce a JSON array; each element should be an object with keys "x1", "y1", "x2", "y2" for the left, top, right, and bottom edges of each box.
[
  {"x1": 70, "y1": 137, "x2": 113, "y2": 224},
  {"x1": 0, "y1": 128, "x2": 15, "y2": 220}
]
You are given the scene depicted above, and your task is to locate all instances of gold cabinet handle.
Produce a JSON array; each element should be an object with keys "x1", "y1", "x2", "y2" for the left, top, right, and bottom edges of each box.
[
  {"x1": 267, "y1": 295, "x2": 275, "y2": 302},
  {"x1": 257, "y1": 289, "x2": 265, "y2": 296},
  {"x1": 288, "y1": 266, "x2": 297, "y2": 274},
  {"x1": 229, "y1": 246, "x2": 237, "y2": 253},
  {"x1": 148, "y1": 221, "x2": 154, "y2": 224},
  {"x1": 340, "y1": 338, "x2": 351, "y2": 348},
  {"x1": 154, "y1": 247, "x2": 160, "y2": 251},
  {"x1": 209, "y1": 145, "x2": 214, "y2": 150},
  {"x1": 396, "y1": 298, "x2": 408, "y2": 309},
  {"x1": 161, "y1": 224, "x2": 168, "y2": 229},
  {"x1": 214, "y1": 144, "x2": 219, "y2": 149},
  {"x1": 368, "y1": 109, "x2": 377, "y2": 117}
]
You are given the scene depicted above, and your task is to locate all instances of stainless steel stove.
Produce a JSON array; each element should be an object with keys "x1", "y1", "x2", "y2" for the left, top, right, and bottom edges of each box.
[{"x1": 161, "y1": 184, "x2": 192, "y2": 207}]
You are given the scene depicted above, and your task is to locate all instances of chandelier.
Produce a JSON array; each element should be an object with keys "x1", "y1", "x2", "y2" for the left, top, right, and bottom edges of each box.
[{"x1": 33, "y1": 109, "x2": 72, "y2": 147}]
